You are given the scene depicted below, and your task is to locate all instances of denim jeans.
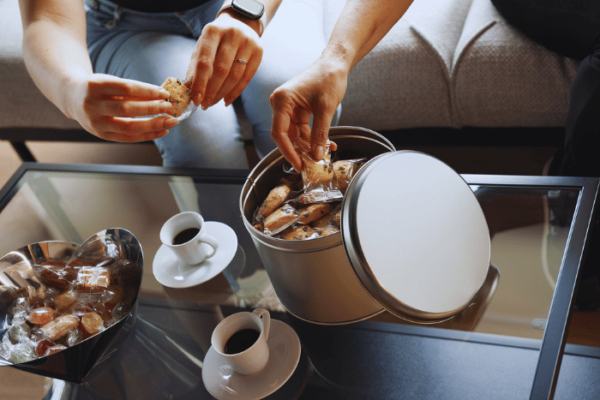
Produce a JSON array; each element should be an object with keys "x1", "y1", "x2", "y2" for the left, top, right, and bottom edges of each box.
[{"x1": 85, "y1": 0, "x2": 340, "y2": 168}]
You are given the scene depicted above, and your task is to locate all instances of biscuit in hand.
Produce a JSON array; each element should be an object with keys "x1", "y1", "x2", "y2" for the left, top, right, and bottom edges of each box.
[{"x1": 161, "y1": 77, "x2": 192, "y2": 118}]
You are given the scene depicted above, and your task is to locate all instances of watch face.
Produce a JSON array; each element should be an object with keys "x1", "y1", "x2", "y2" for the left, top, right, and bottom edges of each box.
[{"x1": 233, "y1": 0, "x2": 264, "y2": 17}]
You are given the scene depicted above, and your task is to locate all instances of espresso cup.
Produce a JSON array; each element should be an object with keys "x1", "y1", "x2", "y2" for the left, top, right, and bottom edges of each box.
[
  {"x1": 211, "y1": 309, "x2": 271, "y2": 375},
  {"x1": 160, "y1": 211, "x2": 219, "y2": 265}
]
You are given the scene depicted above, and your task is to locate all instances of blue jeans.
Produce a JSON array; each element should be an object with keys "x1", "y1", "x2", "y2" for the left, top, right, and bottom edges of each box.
[{"x1": 85, "y1": 0, "x2": 340, "y2": 168}]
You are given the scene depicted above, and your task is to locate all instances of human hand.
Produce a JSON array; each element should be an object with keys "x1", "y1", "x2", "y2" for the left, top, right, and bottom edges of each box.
[
  {"x1": 186, "y1": 12, "x2": 263, "y2": 110},
  {"x1": 66, "y1": 73, "x2": 178, "y2": 143},
  {"x1": 269, "y1": 57, "x2": 348, "y2": 171}
]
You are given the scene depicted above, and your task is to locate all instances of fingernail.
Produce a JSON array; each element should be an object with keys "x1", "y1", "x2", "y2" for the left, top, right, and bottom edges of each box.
[
  {"x1": 159, "y1": 89, "x2": 170, "y2": 98},
  {"x1": 224, "y1": 98, "x2": 232, "y2": 107},
  {"x1": 314, "y1": 145, "x2": 325, "y2": 160},
  {"x1": 164, "y1": 118, "x2": 179, "y2": 129},
  {"x1": 194, "y1": 93, "x2": 202, "y2": 106}
]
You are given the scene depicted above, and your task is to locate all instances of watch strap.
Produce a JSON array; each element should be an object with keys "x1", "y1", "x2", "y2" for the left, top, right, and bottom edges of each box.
[{"x1": 217, "y1": 0, "x2": 267, "y2": 36}]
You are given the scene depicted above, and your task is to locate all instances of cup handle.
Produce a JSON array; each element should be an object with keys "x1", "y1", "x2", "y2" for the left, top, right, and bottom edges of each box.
[
  {"x1": 198, "y1": 234, "x2": 219, "y2": 258},
  {"x1": 253, "y1": 308, "x2": 270, "y2": 340}
]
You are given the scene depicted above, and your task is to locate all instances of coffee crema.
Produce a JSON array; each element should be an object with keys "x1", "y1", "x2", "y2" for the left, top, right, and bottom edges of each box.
[
  {"x1": 224, "y1": 329, "x2": 260, "y2": 354},
  {"x1": 172, "y1": 227, "x2": 200, "y2": 245}
]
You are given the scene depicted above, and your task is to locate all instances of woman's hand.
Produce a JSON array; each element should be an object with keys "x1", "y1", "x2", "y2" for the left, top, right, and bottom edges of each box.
[
  {"x1": 186, "y1": 11, "x2": 263, "y2": 110},
  {"x1": 67, "y1": 73, "x2": 178, "y2": 143},
  {"x1": 269, "y1": 57, "x2": 349, "y2": 171}
]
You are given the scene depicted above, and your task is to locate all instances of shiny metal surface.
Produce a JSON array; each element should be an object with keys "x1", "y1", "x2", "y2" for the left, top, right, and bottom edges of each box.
[
  {"x1": 241, "y1": 127, "x2": 395, "y2": 324},
  {"x1": 342, "y1": 151, "x2": 491, "y2": 323},
  {"x1": 0, "y1": 228, "x2": 143, "y2": 383}
]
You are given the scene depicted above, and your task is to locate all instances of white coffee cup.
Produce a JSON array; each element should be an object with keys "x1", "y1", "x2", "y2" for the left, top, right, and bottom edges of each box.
[
  {"x1": 160, "y1": 211, "x2": 219, "y2": 265},
  {"x1": 211, "y1": 309, "x2": 271, "y2": 375}
]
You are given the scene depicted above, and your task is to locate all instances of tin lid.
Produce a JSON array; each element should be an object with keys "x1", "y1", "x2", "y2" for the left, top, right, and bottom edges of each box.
[{"x1": 341, "y1": 151, "x2": 490, "y2": 322}]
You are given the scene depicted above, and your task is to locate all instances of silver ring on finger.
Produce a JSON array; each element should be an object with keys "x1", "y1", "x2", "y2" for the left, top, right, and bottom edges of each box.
[{"x1": 235, "y1": 59, "x2": 248, "y2": 64}]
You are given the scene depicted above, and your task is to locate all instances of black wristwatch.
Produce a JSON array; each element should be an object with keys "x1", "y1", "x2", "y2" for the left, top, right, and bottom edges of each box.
[{"x1": 217, "y1": 0, "x2": 266, "y2": 35}]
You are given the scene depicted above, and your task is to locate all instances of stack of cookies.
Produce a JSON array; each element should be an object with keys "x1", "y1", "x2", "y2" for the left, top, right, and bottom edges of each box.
[{"x1": 252, "y1": 150, "x2": 363, "y2": 240}]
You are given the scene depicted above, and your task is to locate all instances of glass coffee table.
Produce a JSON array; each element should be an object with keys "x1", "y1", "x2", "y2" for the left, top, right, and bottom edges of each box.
[{"x1": 0, "y1": 163, "x2": 598, "y2": 400}]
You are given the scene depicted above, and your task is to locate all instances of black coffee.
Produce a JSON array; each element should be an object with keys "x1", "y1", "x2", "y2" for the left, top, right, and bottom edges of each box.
[
  {"x1": 224, "y1": 329, "x2": 260, "y2": 354},
  {"x1": 172, "y1": 227, "x2": 200, "y2": 245}
]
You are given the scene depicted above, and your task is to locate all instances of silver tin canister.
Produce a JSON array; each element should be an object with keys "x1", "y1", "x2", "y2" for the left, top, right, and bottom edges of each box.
[{"x1": 240, "y1": 127, "x2": 492, "y2": 325}]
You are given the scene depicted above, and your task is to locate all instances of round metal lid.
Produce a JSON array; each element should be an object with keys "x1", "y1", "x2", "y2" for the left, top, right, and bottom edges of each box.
[{"x1": 342, "y1": 151, "x2": 490, "y2": 322}]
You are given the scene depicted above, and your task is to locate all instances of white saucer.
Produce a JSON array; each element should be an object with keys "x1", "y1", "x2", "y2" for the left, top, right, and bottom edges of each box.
[
  {"x1": 202, "y1": 320, "x2": 301, "y2": 400},
  {"x1": 153, "y1": 221, "x2": 238, "y2": 288}
]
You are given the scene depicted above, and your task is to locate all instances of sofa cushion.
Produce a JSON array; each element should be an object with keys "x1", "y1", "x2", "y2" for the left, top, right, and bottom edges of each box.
[
  {"x1": 329, "y1": 0, "x2": 475, "y2": 130},
  {"x1": 452, "y1": 0, "x2": 580, "y2": 128},
  {"x1": 0, "y1": 0, "x2": 81, "y2": 130}
]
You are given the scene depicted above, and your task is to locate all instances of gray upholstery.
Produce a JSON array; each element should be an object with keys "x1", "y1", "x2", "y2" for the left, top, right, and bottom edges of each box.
[
  {"x1": 0, "y1": 0, "x2": 81, "y2": 130},
  {"x1": 0, "y1": 0, "x2": 581, "y2": 144}
]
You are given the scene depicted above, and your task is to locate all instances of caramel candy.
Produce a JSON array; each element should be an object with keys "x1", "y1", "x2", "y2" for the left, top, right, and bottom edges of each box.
[
  {"x1": 39, "y1": 267, "x2": 71, "y2": 290},
  {"x1": 301, "y1": 151, "x2": 333, "y2": 188},
  {"x1": 263, "y1": 204, "x2": 299, "y2": 234},
  {"x1": 282, "y1": 225, "x2": 317, "y2": 241},
  {"x1": 54, "y1": 291, "x2": 78, "y2": 311},
  {"x1": 161, "y1": 77, "x2": 192, "y2": 117},
  {"x1": 44, "y1": 345, "x2": 67, "y2": 357},
  {"x1": 36, "y1": 339, "x2": 55, "y2": 357},
  {"x1": 81, "y1": 312, "x2": 104, "y2": 335},
  {"x1": 41, "y1": 315, "x2": 79, "y2": 341},
  {"x1": 76, "y1": 267, "x2": 110, "y2": 293},
  {"x1": 29, "y1": 307, "x2": 55, "y2": 325},
  {"x1": 297, "y1": 203, "x2": 331, "y2": 225}
]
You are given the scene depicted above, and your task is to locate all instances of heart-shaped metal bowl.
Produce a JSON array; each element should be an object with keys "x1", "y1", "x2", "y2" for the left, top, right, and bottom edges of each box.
[{"x1": 0, "y1": 228, "x2": 143, "y2": 383}]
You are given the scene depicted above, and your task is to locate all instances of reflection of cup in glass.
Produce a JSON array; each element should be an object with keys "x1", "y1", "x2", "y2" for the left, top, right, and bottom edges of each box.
[
  {"x1": 160, "y1": 212, "x2": 218, "y2": 265},
  {"x1": 211, "y1": 309, "x2": 270, "y2": 375}
]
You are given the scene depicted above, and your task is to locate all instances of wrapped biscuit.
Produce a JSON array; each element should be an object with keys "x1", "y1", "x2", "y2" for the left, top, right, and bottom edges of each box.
[
  {"x1": 280, "y1": 225, "x2": 319, "y2": 241},
  {"x1": 263, "y1": 204, "x2": 300, "y2": 235},
  {"x1": 297, "y1": 203, "x2": 331, "y2": 225},
  {"x1": 301, "y1": 151, "x2": 334, "y2": 188},
  {"x1": 256, "y1": 176, "x2": 299, "y2": 220},
  {"x1": 332, "y1": 159, "x2": 364, "y2": 191},
  {"x1": 312, "y1": 203, "x2": 342, "y2": 229},
  {"x1": 319, "y1": 228, "x2": 339, "y2": 237}
]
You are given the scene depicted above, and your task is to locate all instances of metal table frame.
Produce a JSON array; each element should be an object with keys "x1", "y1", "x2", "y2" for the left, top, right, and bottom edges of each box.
[{"x1": 1, "y1": 163, "x2": 598, "y2": 400}]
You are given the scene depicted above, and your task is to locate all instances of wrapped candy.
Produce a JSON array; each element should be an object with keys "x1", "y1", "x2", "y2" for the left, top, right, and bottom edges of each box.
[
  {"x1": 76, "y1": 267, "x2": 110, "y2": 293},
  {"x1": 28, "y1": 307, "x2": 55, "y2": 325},
  {"x1": 81, "y1": 312, "x2": 104, "y2": 335},
  {"x1": 41, "y1": 315, "x2": 79, "y2": 341}
]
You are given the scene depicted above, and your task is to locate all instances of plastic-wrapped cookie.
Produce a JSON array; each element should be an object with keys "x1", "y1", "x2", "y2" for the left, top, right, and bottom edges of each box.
[
  {"x1": 301, "y1": 151, "x2": 334, "y2": 188},
  {"x1": 333, "y1": 160, "x2": 358, "y2": 190},
  {"x1": 264, "y1": 204, "x2": 300, "y2": 234},
  {"x1": 319, "y1": 228, "x2": 339, "y2": 237},
  {"x1": 311, "y1": 212, "x2": 337, "y2": 229},
  {"x1": 161, "y1": 77, "x2": 192, "y2": 118},
  {"x1": 281, "y1": 225, "x2": 318, "y2": 241},
  {"x1": 258, "y1": 177, "x2": 298, "y2": 218},
  {"x1": 297, "y1": 203, "x2": 331, "y2": 225}
]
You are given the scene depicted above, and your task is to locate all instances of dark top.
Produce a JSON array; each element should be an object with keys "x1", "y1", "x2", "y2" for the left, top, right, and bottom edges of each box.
[{"x1": 110, "y1": 0, "x2": 212, "y2": 13}]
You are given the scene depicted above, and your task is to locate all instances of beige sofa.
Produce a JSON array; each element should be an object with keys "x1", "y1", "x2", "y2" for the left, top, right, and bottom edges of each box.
[{"x1": 0, "y1": 0, "x2": 579, "y2": 161}]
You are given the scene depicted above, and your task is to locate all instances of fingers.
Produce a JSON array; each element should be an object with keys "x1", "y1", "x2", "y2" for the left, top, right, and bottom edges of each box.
[
  {"x1": 89, "y1": 75, "x2": 170, "y2": 100},
  {"x1": 94, "y1": 115, "x2": 179, "y2": 143},
  {"x1": 270, "y1": 100, "x2": 302, "y2": 171},
  {"x1": 97, "y1": 99, "x2": 173, "y2": 118},
  {"x1": 310, "y1": 105, "x2": 337, "y2": 161},
  {"x1": 224, "y1": 47, "x2": 262, "y2": 107},
  {"x1": 189, "y1": 24, "x2": 221, "y2": 106}
]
